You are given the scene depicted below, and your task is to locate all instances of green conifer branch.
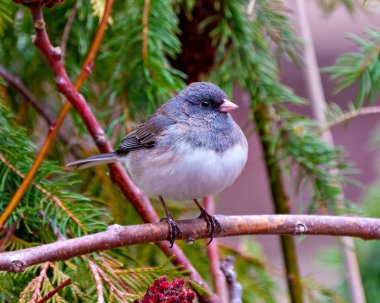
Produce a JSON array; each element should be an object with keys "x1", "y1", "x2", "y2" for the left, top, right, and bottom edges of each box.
[{"x1": 322, "y1": 28, "x2": 380, "y2": 107}]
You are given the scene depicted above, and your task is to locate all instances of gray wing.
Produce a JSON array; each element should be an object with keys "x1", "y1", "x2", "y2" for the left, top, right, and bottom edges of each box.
[{"x1": 116, "y1": 112, "x2": 176, "y2": 153}]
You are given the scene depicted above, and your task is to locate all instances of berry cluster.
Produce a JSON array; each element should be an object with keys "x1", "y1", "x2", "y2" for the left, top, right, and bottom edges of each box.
[{"x1": 134, "y1": 276, "x2": 195, "y2": 303}]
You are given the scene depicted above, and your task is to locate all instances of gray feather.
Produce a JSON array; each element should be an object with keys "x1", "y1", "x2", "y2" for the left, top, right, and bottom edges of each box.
[{"x1": 66, "y1": 152, "x2": 119, "y2": 170}]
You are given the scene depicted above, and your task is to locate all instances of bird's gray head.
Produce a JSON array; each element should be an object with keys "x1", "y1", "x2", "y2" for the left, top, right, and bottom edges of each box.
[{"x1": 168, "y1": 82, "x2": 238, "y2": 124}]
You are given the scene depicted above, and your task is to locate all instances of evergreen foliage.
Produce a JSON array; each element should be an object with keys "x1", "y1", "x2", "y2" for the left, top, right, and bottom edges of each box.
[{"x1": 323, "y1": 28, "x2": 380, "y2": 107}]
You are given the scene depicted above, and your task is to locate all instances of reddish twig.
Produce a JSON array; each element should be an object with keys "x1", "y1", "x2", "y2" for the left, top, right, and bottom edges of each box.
[
  {"x1": 89, "y1": 261, "x2": 105, "y2": 303},
  {"x1": 204, "y1": 196, "x2": 227, "y2": 303},
  {"x1": 94, "y1": 261, "x2": 129, "y2": 303},
  {"x1": 0, "y1": 224, "x2": 16, "y2": 252},
  {"x1": 1, "y1": 214, "x2": 380, "y2": 273},
  {"x1": 0, "y1": 64, "x2": 53, "y2": 124},
  {"x1": 0, "y1": 0, "x2": 113, "y2": 227},
  {"x1": 31, "y1": 262, "x2": 50, "y2": 303},
  {"x1": 8, "y1": 1, "x2": 212, "y2": 297},
  {"x1": 0, "y1": 64, "x2": 82, "y2": 157},
  {"x1": 142, "y1": 0, "x2": 150, "y2": 66},
  {"x1": 36, "y1": 278, "x2": 71, "y2": 303}
]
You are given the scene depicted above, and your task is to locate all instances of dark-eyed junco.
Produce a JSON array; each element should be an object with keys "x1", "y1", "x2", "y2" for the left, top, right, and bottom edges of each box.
[{"x1": 67, "y1": 82, "x2": 248, "y2": 246}]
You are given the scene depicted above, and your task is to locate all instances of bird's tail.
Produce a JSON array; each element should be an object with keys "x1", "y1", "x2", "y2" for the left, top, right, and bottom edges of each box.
[{"x1": 66, "y1": 152, "x2": 119, "y2": 170}]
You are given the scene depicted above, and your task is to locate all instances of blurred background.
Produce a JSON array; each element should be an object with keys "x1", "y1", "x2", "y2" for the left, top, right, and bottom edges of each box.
[{"x1": 221, "y1": 0, "x2": 380, "y2": 295}]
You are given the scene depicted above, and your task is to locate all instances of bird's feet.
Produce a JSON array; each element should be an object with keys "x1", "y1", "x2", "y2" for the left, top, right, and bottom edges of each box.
[
  {"x1": 160, "y1": 215, "x2": 182, "y2": 248},
  {"x1": 198, "y1": 209, "x2": 222, "y2": 245}
]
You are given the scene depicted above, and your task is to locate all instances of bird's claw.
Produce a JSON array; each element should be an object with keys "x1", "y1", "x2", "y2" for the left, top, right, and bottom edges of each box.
[
  {"x1": 160, "y1": 216, "x2": 182, "y2": 247},
  {"x1": 198, "y1": 210, "x2": 221, "y2": 245}
]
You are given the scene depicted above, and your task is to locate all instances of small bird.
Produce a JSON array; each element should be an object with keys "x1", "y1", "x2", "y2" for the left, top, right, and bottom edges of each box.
[{"x1": 67, "y1": 82, "x2": 248, "y2": 246}]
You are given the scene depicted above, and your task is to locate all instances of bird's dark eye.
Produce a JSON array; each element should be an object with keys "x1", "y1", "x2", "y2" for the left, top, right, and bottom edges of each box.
[{"x1": 200, "y1": 100, "x2": 210, "y2": 108}]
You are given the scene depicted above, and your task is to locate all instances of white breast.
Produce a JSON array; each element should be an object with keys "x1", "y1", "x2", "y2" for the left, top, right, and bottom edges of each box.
[{"x1": 123, "y1": 141, "x2": 248, "y2": 200}]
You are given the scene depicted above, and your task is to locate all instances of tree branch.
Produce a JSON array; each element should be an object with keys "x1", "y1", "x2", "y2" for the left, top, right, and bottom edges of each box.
[
  {"x1": 0, "y1": 65, "x2": 82, "y2": 157},
  {"x1": 322, "y1": 106, "x2": 380, "y2": 133},
  {"x1": 8, "y1": 2, "x2": 212, "y2": 298},
  {"x1": 0, "y1": 224, "x2": 16, "y2": 252},
  {"x1": 0, "y1": 0, "x2": 113, "y2": 228},
  {"x1": 89, "y1": 261, "x2": 105, "y2": 303},
  {"x1": 36, "y1": 278, "x2": 71, "y2": 303},
  {"x1": 0, "y1": 64, "x2": 53, "y2": 124},
  {"x1": 1, "y1": 214, "x2": 380, "y2": 273}
]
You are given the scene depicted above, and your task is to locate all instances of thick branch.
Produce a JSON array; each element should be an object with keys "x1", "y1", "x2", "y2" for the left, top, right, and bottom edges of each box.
[{"x1": 1, "y1": 214, "x2": 380, "y2": 273}]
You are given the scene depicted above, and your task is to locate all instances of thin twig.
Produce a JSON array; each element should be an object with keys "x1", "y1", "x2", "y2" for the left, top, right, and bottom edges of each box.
[
  {"x1": 204, "y1": 196, "x2": 227, "y2": 303},
  {"x1": 1, "y1": 214, "x2": 380, "y2": 273},
  {"x1": 0, "y1": 64, "x2": 52, "y2": 123},
  {"x1": 220, "y1": 256, "x2": 242, "y2": 303},
  {"x1": 36, "y1": 278, "x2": 71, "y2": 303},
  {"x1": 142, "y1": 0, "x2": 150, "y2": 66},
  {"x1": 31, "y1": 262, "x2": 50, "y2": 303},
  {"x1": 246, "y1": 0, "x2": 256, "y2": 17},
  {"x1": 95, "y1": 262, "x2": 129, "y2": 303},
  {"x1": 61, "y1": 2, "x2": 79, "y2": 60},
  {"x1": 322, "y1": 106, "x2": 380, "y2": 133},
  {"x1": 0, "y1": 224, "x2": 16, "y2": 252},
  {"x1": 89, "y1": 261, "x2": 105, "y2": 303},
  {"x1": 295, "y1": 1, "x2": 365, "y2": 302},
  {"x1": 0, "y1": 65, "x2": 82, "y2": 158}
]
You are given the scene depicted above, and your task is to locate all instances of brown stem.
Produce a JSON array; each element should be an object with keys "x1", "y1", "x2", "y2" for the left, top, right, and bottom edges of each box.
[
  {"x1": 0, "y1": 65, "x2": 81, "y2": 158},
  {"x1": 89, "y1": 261, "x2": 105, "y2": 303},
  {"x1": 60, "y1": 2, "x2": 79, "y2": 60},
  {"x1": 36, "y1": 278, "x2": 71, "y2": 303},
  {"x1": 94, "y1": 261, "x2": 129, "y2": 303},
  {"x1": 204, "y1": 196, "x2": 227, "y2": 303},
  {"x1": 0, "y1": 224, "x2": 16, "y2": 252},
  {"x1": 142, "y1": 0, "x2": 150, "y2": 66},
  {"x1": 31, "y1": 262, "x2": 50, "y2": 303},
  {"x1": 0, "y1": 64, "x2": 52, "y2": 123},
  {"x1": 1, "y1": 214, "x2": 380, "y2": 273},
  {"x1": 322, "y1": 106, "x2": 380, "y2": 133},
  {"x1": 254, "y1": 105, "x2": 304, "y2": 303}
]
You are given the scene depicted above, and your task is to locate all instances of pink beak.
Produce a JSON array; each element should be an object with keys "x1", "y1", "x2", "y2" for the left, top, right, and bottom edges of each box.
[{"x1": 219, "y1": 99, "x2": 239, "y2": 113}]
